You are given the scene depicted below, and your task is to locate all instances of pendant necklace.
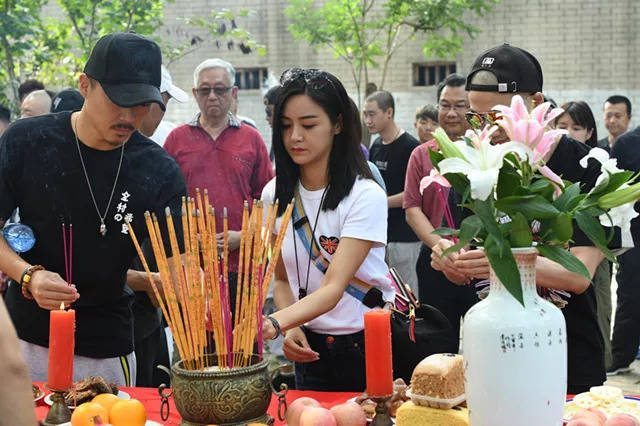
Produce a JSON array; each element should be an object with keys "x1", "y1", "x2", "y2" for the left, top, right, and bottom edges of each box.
[{"x1": 73, "y1": 114, "x2": 125, "y2": 237}]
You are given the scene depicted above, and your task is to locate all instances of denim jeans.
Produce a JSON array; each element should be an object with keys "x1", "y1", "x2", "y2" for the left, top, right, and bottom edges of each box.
[{"x1": 294, "y1": 327, "x2": 366, "y2": 392}]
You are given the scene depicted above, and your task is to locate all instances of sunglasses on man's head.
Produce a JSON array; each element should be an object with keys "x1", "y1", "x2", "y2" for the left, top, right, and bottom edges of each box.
[
  {"x1": 195, "y1": 86, "x2": 232, "y2": 97},
  {"x1": 465, "y1": 110, "x2": 501, "y2": 129}
]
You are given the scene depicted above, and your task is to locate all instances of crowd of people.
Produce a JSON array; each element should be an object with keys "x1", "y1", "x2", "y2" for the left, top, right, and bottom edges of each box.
[{"x1": 0, "y1": 31, "x2": 639, "y2": 422}]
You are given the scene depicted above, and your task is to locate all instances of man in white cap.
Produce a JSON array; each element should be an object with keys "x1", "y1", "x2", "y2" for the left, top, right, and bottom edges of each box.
[{"x1": 139, "y1": 65, "x2": 188, "y2": 146}]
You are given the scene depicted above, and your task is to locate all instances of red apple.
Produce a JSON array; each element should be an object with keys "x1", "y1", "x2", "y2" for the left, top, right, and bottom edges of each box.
[
  {"x1": 604, "y1": 414, "x2": 640, "y2": 426},
  {"x1": 330, "y1": 401, "x2": 367, "y2": 426},
  {"x1": 286, "y1": 397, "x2": 321, "y2": 426},
  {"x1": 299, "y1": 407, "x2": 337, "y2": 426}
]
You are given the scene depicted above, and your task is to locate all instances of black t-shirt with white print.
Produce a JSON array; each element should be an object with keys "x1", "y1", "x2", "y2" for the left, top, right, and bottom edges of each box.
[
  {"x1": 369, "y1": 132, "x2": 419, "y2": 242},
  {"x1": 0, "y1": 112, "x2": 186, "y2": 358}
]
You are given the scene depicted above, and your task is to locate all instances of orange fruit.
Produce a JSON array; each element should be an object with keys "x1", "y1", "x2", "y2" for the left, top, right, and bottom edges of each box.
[
  {"x1": 70, "y1": 401, "x2": 109, "y2": 426},
  {"x1": 109, "y1": 399, "x2": 146, "y2": 426},
  {"x1": 92, "y1": 393, "x2": 120, "y2": 413}
]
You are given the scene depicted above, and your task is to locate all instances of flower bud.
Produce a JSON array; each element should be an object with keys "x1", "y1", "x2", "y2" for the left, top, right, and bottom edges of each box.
[
  {"x1": 433, "y1": 128, "x2": 466, "y2": 160},
  {"x1": 598, "y1": 182, "x2": 640, "y2": 209}
]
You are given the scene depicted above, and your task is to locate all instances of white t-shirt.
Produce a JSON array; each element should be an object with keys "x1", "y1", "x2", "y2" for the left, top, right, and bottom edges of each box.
[
  {"x1": 261, "y1": 177, "x2": 395, "y2": 335},
  {"x1": 150, "y1": 120, "x2": 177, "y2": 147}
]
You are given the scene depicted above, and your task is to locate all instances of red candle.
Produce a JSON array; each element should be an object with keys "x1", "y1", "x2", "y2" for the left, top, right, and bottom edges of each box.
[
  {"x1": 364, "y1": 308, "x2": 393, "y2": 397},
  {"x1": 47, "y1": 303, "x2": 75, "y2": 391}
]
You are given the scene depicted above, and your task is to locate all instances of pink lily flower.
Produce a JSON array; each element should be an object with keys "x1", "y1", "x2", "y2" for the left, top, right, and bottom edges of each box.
[
  {"x1": 420, "y1": 168, "x2": 451, "y2": 194},
  {"x1": 494, "y1": 95, "x2": 566, "y2": 152}
]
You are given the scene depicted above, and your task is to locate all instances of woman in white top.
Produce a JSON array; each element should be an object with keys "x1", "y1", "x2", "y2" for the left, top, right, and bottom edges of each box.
[{"x1": 260, "y1": 68, "x2": 394, "y2": 391}]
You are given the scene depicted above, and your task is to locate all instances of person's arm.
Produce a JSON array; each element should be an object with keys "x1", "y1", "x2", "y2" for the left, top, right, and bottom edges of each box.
[
  {"x1": 388, "y1": 192, "x2": 404, "y2": 208},
  {"x1": 0, "y1": 298, "x2": 38, "y2": 425},
  {"x1": 268, "y1": 244, "x2": 319, "y2": 363},
  {"x1": 406, "y1": 207, "x2": 440, "y2": 248},
  {"x1": 454, "y1": 246, "x2": 604, "y2": 294},
  {"x1": 268, "y1": 236, "x2": 373, "y2": 332}
]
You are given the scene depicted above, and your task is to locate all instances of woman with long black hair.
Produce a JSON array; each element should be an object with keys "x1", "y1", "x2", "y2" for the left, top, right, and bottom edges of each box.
[{"x1": 260, "y1": 68, "x2": 394, "y2": 391}]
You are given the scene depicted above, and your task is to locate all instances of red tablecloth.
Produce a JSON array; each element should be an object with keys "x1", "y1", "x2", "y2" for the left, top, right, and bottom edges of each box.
[{"x1": 34, "y1": 382, "x2": 358, "y2": 425}]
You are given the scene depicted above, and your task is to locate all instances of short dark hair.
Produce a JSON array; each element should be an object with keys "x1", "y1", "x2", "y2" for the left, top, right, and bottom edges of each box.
[
  {"x1": 415, "y1": 104, "x2": 438, "y2": 122},
  {"x1": 0, "y1": 104, "x2": 10, "y2": 123},
  {"x1": 264, "y1": 85, "x2": 282, "y2": 105},
  {"x1": 273, "y1": 69, "x2": 373, "y2": 215},
  {"x1": 555, "y1": 101, "x2": 598, "y2": 148},
  {"x1": 436, "y1": 73, "x2": 466, "y2": 103},
  {"x1": 365, "y1": 90, "x2": 395, "y2": 117},
  {"x1": 605, "y1": 95, "x2": 632, "y2": 116},
  {"x1": 543, "y1": 94, "x2": 557, "y2": 109},
  {"x1": 18, "y1": 79, "x2": 45, "y2": 102}
]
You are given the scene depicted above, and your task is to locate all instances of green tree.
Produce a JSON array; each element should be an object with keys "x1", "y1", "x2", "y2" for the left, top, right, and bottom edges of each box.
[{"x1": 285, "y1": 0, "x2": 499, "y2": 102}]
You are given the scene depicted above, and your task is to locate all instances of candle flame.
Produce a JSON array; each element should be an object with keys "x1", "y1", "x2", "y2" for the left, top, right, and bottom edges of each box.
[{"x1": 60, "y1": 302, "x2": 65, "y2": 310}]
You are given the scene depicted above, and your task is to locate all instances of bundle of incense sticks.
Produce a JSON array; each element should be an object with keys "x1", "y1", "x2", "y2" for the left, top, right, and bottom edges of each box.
[{"x1": 126, "y1": 189, "x2": 293, "y2": 370}]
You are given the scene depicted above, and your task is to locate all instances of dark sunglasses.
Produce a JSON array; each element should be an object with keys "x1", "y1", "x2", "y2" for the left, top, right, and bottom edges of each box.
[
  {"x1": 280, "y1": 67, "x2": 336, "y2": 92},
  {"x1": 465, "y1": 110, "x2": 501, "y2": 129},
  {"x1": 195, "y1": 86, "x2": 232, "y2": 97}
]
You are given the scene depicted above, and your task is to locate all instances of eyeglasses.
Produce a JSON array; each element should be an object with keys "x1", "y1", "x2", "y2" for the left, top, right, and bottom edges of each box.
[
  {"x1": 280, "y1": 67, "x2": 336, "y2": 92},
  {"x1": 465, "y1": 110, "x2": 501, "y2": 129},
  {"x1": 195, "y1": 86, "x2": 232, "y2": 97},
  {"x1": 438, "y1": 103, "x2": 470, "y2": 113}
]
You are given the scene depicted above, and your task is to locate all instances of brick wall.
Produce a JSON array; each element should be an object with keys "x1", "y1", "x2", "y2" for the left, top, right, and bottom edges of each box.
[{"x1": 43, "y1": 0, "x2": 640, "y2": 149}]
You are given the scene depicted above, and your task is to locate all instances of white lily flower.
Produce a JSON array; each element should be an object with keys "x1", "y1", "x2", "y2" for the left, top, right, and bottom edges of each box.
[
  {"x1": 580, "y1": 147, "x2": 621, "y2": 174},
  {"x1": 599, "y1": 198, "x2": 638, "y2": 248},
  {"x1": 438, "y1": 126, "x2": 533, "y2": 201}
]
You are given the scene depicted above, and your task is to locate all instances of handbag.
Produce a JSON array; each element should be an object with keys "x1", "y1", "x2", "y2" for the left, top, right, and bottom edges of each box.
[
  {"x1": 291, "y1": 188, "x2": 458, "y2": 383},
  {"x1": 388, "y1": 268, "x2": 459, "y2": 383}
]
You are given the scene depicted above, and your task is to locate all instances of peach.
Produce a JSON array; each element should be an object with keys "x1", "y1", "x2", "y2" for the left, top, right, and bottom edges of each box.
[
  {"x1": 299, "y1": 407, "x2": 337, "y2": 426},
  {"x1": 604, "y1": 414, "x2": 640, "y2": 426},
  {"x1": 286, "y1": 397, "x2": 321, "y2": 426},
  {"x1": 568, "y1": 408, "x2": 607, "y2": 426},
  {"x1": 330, "y1": 401, "x2": 367, "y2": 426}
]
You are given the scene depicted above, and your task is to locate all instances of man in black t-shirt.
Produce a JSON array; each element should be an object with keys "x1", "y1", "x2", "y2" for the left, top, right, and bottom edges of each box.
[
  {"x1": 431, "y1": 44, "x2": 608, "y2": 393},
  {"x1": 608, "y1": 126, "x2": 640, "y2": 375},
  {"x1": 364, "y1": 90, "x2": 421, "y2": 295},
  {"x1": 0, "y1": 33, "x2": 186, "y2": 387}
]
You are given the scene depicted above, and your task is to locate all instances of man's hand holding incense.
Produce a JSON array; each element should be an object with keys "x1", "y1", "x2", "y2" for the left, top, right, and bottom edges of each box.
[
  {"x1": 216, "y1": 230, "x2": 241, "y2": 252},
  {"x1": 28, "y1": 270, "x2": 79, "y2": 310},
  {"x1": 282, "y1": 327, "x2": 319, "y2": 363}
]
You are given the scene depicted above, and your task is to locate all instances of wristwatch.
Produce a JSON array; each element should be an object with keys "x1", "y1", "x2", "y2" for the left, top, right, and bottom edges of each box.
[{"x1": 20, "y1": 265, "x2": 44, "y2": 300}]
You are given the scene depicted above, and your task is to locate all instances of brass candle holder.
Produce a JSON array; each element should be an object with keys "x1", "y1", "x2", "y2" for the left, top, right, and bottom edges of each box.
[
  {"x1": 40, "y1": 385, "x2": 71, "y2": 426},
  {"x1": 370, "y1": 395, "x2": 393, "y2": 426}
]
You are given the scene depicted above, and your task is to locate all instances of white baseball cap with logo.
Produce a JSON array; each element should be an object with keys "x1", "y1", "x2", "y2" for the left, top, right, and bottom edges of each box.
[{"x1": 160, "y1": 65, "x2": 188, "y2": 103}]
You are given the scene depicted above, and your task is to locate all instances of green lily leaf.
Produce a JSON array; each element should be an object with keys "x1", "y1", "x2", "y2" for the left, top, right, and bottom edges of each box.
[
  {"x1": 552, "y1": 212, "x2": 573, "y2": 242},
  {"x1": 497, "y1": 169, "x2": 521, "y2": 199},
  {"x1": 536, "y1": 244, "x2": 590, "y2": 279},
  {"x1": 459, "y1": 215, "x2": 483, "y2": 242},
  {"x1": 428, "y1": 148, "x2": 444, "y2": 169},
  {"x1": 496, "y1": 195, "x2": 560, "y2": 220},
  {"x1": 432, "y1": 227, "x2": 459, "y2": 236},
  {"x1": 484, "y1": 234, "x2": 524, "y2": 306},
  {"x1": 510, "y1": 212, "x2": 533, "y2": 247},
  {"x1": 589, "y1": 171, "x2": 634, "y2": 198},
  {"x1": 553, "y1": 183, "x2": 585, "y2": 212},
  {"x1": 473, "y1": 199, "x2": 504, "y2": 252},
  {"x1": 574, "y1": 210, "x2": 616, "y2": 262}
]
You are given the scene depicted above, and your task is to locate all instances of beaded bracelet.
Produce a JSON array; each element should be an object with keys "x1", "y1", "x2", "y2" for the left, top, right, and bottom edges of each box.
[
  {"x1": 20, "y1": 265, "x2": 44, "y2": 300},
  {"x1": 265, "y1": 315, "x2": 282, "y2": 340}
]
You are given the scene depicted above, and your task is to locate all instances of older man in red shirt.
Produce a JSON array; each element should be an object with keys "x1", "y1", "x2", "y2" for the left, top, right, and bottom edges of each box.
[{"x1": 164, "y1": 58, "x2": 274, "y2": 312}]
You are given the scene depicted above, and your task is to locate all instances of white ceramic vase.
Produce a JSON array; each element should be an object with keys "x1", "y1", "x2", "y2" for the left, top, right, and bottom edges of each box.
[{"x1": 462, "y1": 247, "x2": 567, "y2": 426}]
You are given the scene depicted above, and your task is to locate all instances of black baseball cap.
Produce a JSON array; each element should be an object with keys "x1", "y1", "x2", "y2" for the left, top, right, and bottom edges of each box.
[
  {"x1": 84, "y1": 32, "x2": 164, "y2": 110},
  {"x1": 466, "y1": 43, "x2": 543, "y2": 94},
  {"x1": 51, "y1": 89, "x2": 84, "y2": 113}
]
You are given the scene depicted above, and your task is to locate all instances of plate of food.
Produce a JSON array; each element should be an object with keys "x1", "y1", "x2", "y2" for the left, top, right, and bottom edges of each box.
[
  {"x1": 44, "y1": 376, "x2": 128, "y2": 408},
  {"x1": 564, "y1": 385, "x2": 640, "y2": 424},
  {"x1": 59, "y1": 422, "x2": 162, "y2": 426},
  {"x1": 32, "y1": 384, "x2": 44, "y2": 402}
]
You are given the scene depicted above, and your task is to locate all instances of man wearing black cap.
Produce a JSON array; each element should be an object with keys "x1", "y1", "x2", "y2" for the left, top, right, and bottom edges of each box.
[
  {"x1": 51, "y1": 88, "x2": 85, "y2": 113},
  {"x1": 431, "y1": 43, "x2": 609, "y2": 393},
  {"x1": 0, "y1": 32, "x2": 186, "y2": 386}
]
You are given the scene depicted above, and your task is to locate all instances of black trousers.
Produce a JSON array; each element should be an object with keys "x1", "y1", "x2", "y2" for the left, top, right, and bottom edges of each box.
[
  {"x1": 294, "y1": 327, "x2": 366, "y2": 392},
  {"x1": 610, "y1": 247, "x2": 640, "y2": 368},
  {"x1": 415, "y1": 244, "x2": 478, "y2": 343},
  {"x1": 135, "y1": 325, "x2": 170, "y2": 388}
]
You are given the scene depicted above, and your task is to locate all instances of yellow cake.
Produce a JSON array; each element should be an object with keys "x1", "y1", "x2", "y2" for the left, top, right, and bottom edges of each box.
[{"x1": 395, "y1": 401, "x2": 469, "y2": 426}]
